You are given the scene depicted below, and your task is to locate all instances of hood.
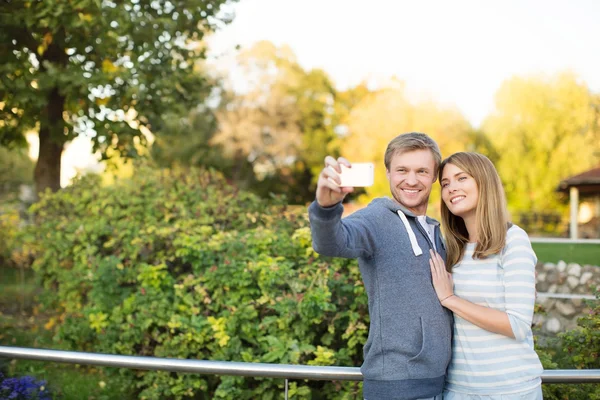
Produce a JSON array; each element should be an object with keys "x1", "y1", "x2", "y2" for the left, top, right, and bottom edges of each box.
[{"x1": 370, "y1": 197, "x2": 440, "y2": 257}]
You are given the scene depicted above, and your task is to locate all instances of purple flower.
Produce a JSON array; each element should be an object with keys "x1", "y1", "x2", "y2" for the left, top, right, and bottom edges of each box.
[{"x1": 0, "y1": 372, "x2": 51, "y2": 400}]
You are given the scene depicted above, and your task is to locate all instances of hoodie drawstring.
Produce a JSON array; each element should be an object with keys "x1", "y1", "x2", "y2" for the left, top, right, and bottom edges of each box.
[{"x1": 396, "y1": 210, "x2": 423, "y2": 256}]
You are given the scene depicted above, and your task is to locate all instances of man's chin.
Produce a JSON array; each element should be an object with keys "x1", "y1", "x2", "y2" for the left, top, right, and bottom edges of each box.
[
  {"x1": 398, "y1": 196, "x2": 422, "y2": 206},
  {"x1": 396, "y1": 196, "x2": 428, "y2": 211},
  {"x1": 397, "y1": 199, "x2": 420, "y2": 209}
]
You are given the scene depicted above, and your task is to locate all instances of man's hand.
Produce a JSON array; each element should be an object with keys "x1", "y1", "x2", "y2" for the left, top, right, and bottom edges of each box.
[{"x1": 316, "y1": 156, "x2": 355, "y2": 207}]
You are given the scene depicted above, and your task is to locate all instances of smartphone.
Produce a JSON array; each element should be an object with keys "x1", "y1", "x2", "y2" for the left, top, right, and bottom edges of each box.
[{"x1": 337, "y1": 163, "x2": 374, "y2": 187}]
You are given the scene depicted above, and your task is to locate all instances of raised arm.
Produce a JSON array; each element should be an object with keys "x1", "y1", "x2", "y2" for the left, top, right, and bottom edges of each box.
[
  {"x1": 308, "y1": 156, "x2": 376, "y2": 259},
  {"x1": 308, "y1": 201, "x2": 377, "y2": 259}
]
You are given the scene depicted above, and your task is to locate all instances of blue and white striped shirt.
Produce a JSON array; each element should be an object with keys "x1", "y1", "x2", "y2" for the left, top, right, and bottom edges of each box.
[{"x1": 445, "y1": 225, "x2": 543, "y2": 396}]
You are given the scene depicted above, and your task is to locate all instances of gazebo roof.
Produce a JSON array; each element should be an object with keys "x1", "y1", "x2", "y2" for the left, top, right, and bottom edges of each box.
[{"x1": 557, "y1": 167, "x2": 600, "y2": 193}]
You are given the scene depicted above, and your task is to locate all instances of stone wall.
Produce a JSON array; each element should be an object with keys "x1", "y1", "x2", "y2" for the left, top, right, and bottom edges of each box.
[{"x1": 534, "y1": 261, "x2": 600, "y2": 335}]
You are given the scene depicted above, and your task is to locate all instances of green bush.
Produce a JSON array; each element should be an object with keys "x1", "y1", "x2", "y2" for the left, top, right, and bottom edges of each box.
[
  {"x1": 0, "y1": 205, "x2": 34, "y2": 270},
  {"x1": 28, "y1": 166, "x2": 368, "y2": 399},
  {"x1": 534, "y1": 290, "x2": 600, "y2": 400},
  {"x1": 558, "y1": 287, "x2": 600, "y2": 371},
  {"x1": 536, "y1": 344, "x2": 597, "y2": 400},
  {"x1": 552, "y1": 288, "x2": 600, "y2": 400},
  {"x1": 0, "y1": 146, "x2": 35, "y2": 269},
  {"x1": 0, "y1": 206, "x2": 21, "y2": 265}
]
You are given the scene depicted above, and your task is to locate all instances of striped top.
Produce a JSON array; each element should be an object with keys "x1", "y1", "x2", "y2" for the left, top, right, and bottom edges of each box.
[{"x1": 445, "y1": 225, "x2": 543, "y2": 395}]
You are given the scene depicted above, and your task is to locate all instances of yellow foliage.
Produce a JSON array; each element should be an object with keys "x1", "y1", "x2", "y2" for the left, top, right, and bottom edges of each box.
[
  {"x1": 89, "y1": 312, "x2": 109, "y2": 333},
  {"x1": 167, "y1": 316, "x2": 182, "y2": 333},
  {"x1": 483, "y1": 72, "x2": 599, "y2": 214},
  {"x1": 94, "y1": 97, "x2": 111, "y2": 106},
  {"x1": 307, "y1": 345, "x2": 336, "y2": 366},
  {"x1": 37, "y1": 32, "x2": 53, "y2": 56},
  {"x1": 78, "y1": 13, "x2": 93, "y2": 22},
  {"x1": 291, "y1": 227, "x2": 319, "y2": 257},
  {"x1": 207, "y1": 316, "x2": 230, "y2": 347},
  {"x1": 102, "y1": 59, "x2": 118, "y2": 74},
  {"x1": 101, "y1": 147, "x2": 134, "y2": 186},
  {"x1": 44, "y1": 317, "x2": 56, "y2": 331}
]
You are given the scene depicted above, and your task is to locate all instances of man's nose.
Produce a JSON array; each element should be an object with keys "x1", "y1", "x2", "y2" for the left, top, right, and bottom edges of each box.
[{"x1": 405, "y1": 172, "x2": 418, "y2": 185}]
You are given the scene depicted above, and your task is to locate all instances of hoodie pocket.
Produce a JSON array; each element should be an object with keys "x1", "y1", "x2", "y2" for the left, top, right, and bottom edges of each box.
[{"x1": 407, "y1": 317, "x2": 451, "y2": 379}]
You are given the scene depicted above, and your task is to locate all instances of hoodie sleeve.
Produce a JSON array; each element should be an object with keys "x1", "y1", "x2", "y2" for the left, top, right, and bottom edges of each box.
[
  {"x1": 501, "y1": 226, "x2": 537, "y2": 342},
  {"x1": 308, "y1": 200, "x2": 376, "y2": 259}
]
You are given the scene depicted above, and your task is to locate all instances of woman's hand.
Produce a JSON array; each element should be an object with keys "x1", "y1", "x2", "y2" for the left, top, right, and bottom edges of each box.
[
  {"x1": 428, "y1": 250, "x2": 517, "y2": 338},
  {"x1": 429, "y1": 249, "x2": 454, "y2": 304}
]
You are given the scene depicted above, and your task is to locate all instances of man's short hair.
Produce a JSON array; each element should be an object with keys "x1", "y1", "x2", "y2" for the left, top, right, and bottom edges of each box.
[{"x1": 384, "y1": 132, "x2": 442, "y2": 172}]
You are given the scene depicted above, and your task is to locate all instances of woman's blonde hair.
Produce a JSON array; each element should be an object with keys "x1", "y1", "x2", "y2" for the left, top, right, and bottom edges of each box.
[{"x1": 439, "y1": 152, "x2": 509, "y2": 270}]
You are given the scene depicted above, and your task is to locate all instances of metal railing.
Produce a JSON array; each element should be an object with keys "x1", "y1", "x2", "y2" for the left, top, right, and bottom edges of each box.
[
  {"x1": 2, "y1": 346, "x2": 600, "y2": 399},
  {"x1": 536, "y1": 292, "x2": 597, "y2": 300}
]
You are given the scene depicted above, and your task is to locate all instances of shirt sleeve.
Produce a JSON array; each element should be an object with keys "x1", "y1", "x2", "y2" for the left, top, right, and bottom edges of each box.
[
  {"x1": 501, "y1": 226, "x2": 537, "y2": 342},
  {"x1": 308, "y1": 200, "x2": 376, "y2": 259}
]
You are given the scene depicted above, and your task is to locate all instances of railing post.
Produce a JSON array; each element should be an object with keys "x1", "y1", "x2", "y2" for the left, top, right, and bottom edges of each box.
[
  {"x1": 284, "y1": 378, "x2": 289, "y2": 400},
  {"x1": 570, "y1": 186, "x2": 579, "y2": 239}
]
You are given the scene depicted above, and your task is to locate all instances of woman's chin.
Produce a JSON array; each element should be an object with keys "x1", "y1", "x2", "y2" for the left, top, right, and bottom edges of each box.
[{"x1": 447, "y1": 206, "x2": 471, "y2": 219}]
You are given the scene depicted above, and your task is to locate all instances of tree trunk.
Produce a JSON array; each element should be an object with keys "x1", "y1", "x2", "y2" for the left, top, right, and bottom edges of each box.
[
  {"x1": 33, "y1": 30, "x2": 68, "y2": 196},
  {"x1": 34, "y1": 87, "x2": 66, "y2": 194}
]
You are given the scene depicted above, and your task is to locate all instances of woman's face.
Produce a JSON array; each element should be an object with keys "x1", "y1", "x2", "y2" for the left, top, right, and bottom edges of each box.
[{"x1": 440, "y1": 163, "x2": 479, "y2": 219}]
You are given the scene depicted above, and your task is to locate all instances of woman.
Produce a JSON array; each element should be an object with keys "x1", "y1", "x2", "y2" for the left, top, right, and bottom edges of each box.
[{"x1": 429, "y1": 152, "x2": 543, "y2": 399}]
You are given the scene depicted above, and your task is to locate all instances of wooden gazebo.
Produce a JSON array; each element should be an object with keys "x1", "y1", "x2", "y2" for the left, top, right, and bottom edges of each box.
[{"x1": 557, "y1": 167, "x2": 600, "y2": 238}]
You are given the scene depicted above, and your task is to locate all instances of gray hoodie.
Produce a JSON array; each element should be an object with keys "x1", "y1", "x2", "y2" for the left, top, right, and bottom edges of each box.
[{"x1": 308, "y1": 197, "x2": 453, "y2": 400}]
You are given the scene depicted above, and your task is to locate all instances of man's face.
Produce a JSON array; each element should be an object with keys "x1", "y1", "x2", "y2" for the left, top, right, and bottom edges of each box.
[{"x1": 386, "y1": 149, "x2": 437, "y2": 215}]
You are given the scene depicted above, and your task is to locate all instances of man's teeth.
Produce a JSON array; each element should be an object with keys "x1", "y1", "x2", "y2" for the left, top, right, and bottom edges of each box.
[
  {"x1": 403, "y1": 189, "x2": 419, "y2": 193},
  {"x1": 451, "y1": 196, "x2": 465, "y2": 204}
]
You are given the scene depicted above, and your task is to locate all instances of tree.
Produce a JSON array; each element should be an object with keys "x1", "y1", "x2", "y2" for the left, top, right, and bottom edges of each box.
[
  {"x1": 210, "y1": 41, "x2": 343, "y2": 203},
  {"x1": 0, "y1": 0, "x2": 236, "y2": 194},
  {"x1": 289, "y1": 68, "x2": 341, "y2": 201},
  {"x1": 483, "y1": 73, "x2": 600, "y2": 215},
  {"x1": 211, "y1": 42, "x2": 303, "y2": 189},
  {"x1": 150, "y1": 97, "x2": 258, "y2": 187}
]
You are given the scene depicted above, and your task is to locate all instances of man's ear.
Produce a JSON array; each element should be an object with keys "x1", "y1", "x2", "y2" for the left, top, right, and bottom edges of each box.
[{"x1": 385, "y1": 169, "x2": 390, "y2": 182}]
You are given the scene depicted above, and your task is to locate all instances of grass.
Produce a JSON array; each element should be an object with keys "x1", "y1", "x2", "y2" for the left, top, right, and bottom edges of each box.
[
  {"x1": 0, "y1": 266, "x2": 133, "y2": 400},
  {"x1": 532, "y1": 242, "x2": 600, "y2": 266}
]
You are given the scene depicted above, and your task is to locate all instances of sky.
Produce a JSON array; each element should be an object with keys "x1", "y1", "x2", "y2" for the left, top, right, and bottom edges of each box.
[
  {"x1": 57, "y1": 0, "x2": 600, "y2": 186},
  {"x1": 207, "y1": 0, "x2": 600, "y2": 127}
]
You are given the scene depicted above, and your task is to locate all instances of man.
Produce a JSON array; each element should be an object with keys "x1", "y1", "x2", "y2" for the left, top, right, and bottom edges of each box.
[{"x1": 308, "y1": 132, "x2": 452, "y2": 400}]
